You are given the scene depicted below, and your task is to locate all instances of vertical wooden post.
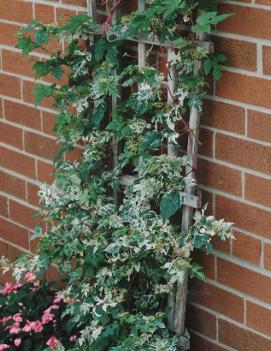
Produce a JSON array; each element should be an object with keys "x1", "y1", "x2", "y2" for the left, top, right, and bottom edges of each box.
[
  {"x1": 111, "y1": 0, "x2": 121, "y2": 204},
  {"x1": 138, "y1": 1, "x2": 146, "y2": 68},
  {"x1": 167, "y1": 48, "x2": 178, "y2": 333},
  {"x1": 173, "y1": 30, "x2": 207, "y2": 347},
  {"x1": 87, "y1": 0, "x2": 96, "y2": 18}
]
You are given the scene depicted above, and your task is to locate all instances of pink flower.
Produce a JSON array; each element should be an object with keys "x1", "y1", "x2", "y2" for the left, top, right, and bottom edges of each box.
[
  {"x1": 0, "y1": 345, "x2": 9, "y2": 350},
  {"x1": 22, "y1": 320, "x2": 43, "y2": 333},
  {"x1": 0, "y1": 316, "x2": 10, "y2": 325},
  {"x1": 30, "y1": 321, "x2": 43, "y2": 333},
  {"x1": 22, "y1": 321, "x2": 31, "y2": 333},
  {"x1": 42, "y1": 311, "x2": 54, "y2": 325},
  {"x1": 14, "y1": 339, "x2": 21, "y2": 348},
  {"x1": 13, "y1": 313, "x2": 22, "y2": 323},
  {"x1": 70, "y1": 335, "x2": 77, "y2": 341},
  {"x1": 24, "y1": 272, "x2": 36, "y2": 282},
  {"x1": 2, "y1": 282, "x2": 16, "y2": 296},
  {"x1": 9, "y1": 323, "x2": 21, "y2": 334},
  {"x1": 46, "y1": 336, "x2": 62, "y2": 351}
]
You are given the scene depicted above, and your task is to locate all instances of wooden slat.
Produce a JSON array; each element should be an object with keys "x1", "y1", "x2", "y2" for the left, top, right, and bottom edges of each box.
[
  {"x1": 111, "y1": 0, "x2": 121, "y2": 204},
  {"x1": 166, "y1": 47, "x2": 180, "y2": 334},
  {"x1": 87, "y1": 0, "x2": 96, "y2": 17},
  {"x1": 138, "y1": 1, "x2": 146, "y2": 67},
  {"x1": 92, "y1": 25, "x2": 213, "y2": 53},
  {"x1": 173, "y1": 29, "x2": 207, "y2": 345}
]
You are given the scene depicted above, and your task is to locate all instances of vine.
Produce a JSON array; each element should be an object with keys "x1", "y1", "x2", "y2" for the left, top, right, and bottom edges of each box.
[{"x1": 4, "y1": 1, "x2": 233, "y2": 350}]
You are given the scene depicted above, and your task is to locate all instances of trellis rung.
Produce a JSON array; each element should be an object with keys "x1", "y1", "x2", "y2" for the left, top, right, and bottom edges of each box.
[
  {"x1": 91, "y1": 25, "x2": 214, "y2": 53},
  {"x1": 120, "y1": 175, "x2": 201, "y2": 209}
]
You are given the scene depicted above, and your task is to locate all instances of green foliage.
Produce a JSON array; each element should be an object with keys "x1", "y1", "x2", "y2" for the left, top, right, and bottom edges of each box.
[
  {"x1": 192, "y1": 12, "x2": 232, "y2": 33},
  {"x1": 12, "y1": 1, "x2": 233, "y2": 350},
  {"x1": 204, "y1": 53, "x2": 227, "y2": 80}
]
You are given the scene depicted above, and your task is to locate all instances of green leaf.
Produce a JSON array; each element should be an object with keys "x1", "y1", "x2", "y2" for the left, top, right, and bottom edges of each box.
[
  {"x1": 140, "y1": 131, "x2": 162, "y2": 151},
  {"x1": 35, "y1": 28, "x2": 49, "y2": 46},
  {"x1": 160, "y1": 189, "x2": 183, "y2": 220},
  {"x1": 192, "y1": 12, "x2": 232, "y2": 33},
  {"x1": 95, "y1": 39, "x2": 107, "y2": 62},
  {"x1": 172, "y1": 37, "x2": 191, "y2": 49},
  {"x1": 33, "y1": 84, "x2": 56, "y2": 106},
  {"x1": 91, "y1": 100, "x2": 107, "y2": 128},
  {"x1": 17, "y1": 36, "x2": 35, "y2": 55},
  {"x1": 189, "y1": 263, "x2": 206, "y2": 281}
]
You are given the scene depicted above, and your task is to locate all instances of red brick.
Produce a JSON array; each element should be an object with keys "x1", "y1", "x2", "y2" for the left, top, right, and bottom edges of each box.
[
  {"x1": 201, "y1": 190, "x2": 213, "y2": 215},
  {"x1": 47, "y1": 265, "x2": 63, "y2": 284},
  {"x1": 232, "y1": 231, "x2": 261, "y2": 265},
  {"x1": 37, "y1": 161, "x2": 54, "y2": 183},
  {"x1": 0, "y1": 217, "x2": 28, "y2": 248},
  {"x1": 0, "y1": 22, "x2": 20, "y2": 47},
  {"x1": 198, "y1": 159, "x2": 242, "y2": 196},
  {"x1": 202, "y1": 100, "x2": 245, "y2": 134},
  {"x1": 0, "y1": 146, "x2": 36, "y2": 178},
  {"x1": 219, "y1": 319, "x2": 271, "y2": 351},
  {"x1": 8, "y1": 245, "x2": 24, "y2": 262},
  {"x1": 0, "y1": 195, "x2": 8, "y2": 217},
  {"x1": 189, "y1": 280, "x2": 244, "y2": 322},
  {"x1": 216, "y1": 71, "x2": 271, "y2": 109},
  {"x1": 211, "y1": 235, "x2": 230, "y2": 254},
  {"x1": 0, "y1": 99, "x2": 3, "y2": 119},
  {"x1": 218, "y1": 3, "x2": 271, "y2": 40},
  {"x1": 0, "y1": 121, "x2": 23, "y2": 149},
  {"x1": 263, "y1": 46, "x2": 271, "y2": 75},
  {"x1": 56, "y1": 8, "x2": 76, "y2": 23},
  {"x1": 27, "y1": 182, "x2": 40, "y2": 207},
  {"x1": 0, "y1": 0, "x2": 33, "y2": 23},
  {"x1": 198, "y1": 128, "x2": 213, "y2": 157},
  {"x1": 187, "y1": 305, "x2": 216, "y2": 339},
  {"x1": 213, "y1": 36, "x2": 257, "y2": 71},
  {"x1": 257, "y1": 0, "x2": 271, "y2": 5},
  {"x1": 34, "y1": 3, "x2": 55, "y2": 23},
  {"x1": 193, "y1": 252, "x2": 216, "y2": 280},
  {"x1": 2, "y1": 50, "x2": 36, "y2": 78},
  {"x1": 245, "y1": 174, "x2": 271, "y2": 208},
  {"x1": 216, "y1": 195, "x2": 271, "y2": 239},
  {"x1": 25, "y1": 131, "x2": 58, "y2": 160},
  {"x1": 61, "y1": 0, "x2": 86, "y2": 6},
  {"x1": 248, "y1": 110, "x2": 271, "y2": 143},
  {"x1": 9, "y1": 200, "x2": 38, "y2": 230},
  {"x1": 65, "y1": 146, "x2": 83, "y2": 162},
  {"x1": 264, "y1": 243, "x2": 271, "y2": 270},
  {"x1": 4, "y1": 100, "x2": 41, "y2": 130},
  {"x1": 247, "y1": 302, "x2": 271, "y2": 337},
  {"x1": 42, "y1": 111, "x2": 56, "y2": 136},
  {"x1": 0, "y1": 171, "x2": 26, "y2": 200},
  {"x1": 0, "y1": 73, "x2": 21, "y2": 98},
  {"x1": 0, "y1": 241, "x2": 8, "y2": 261},
  {"x1": 191, "y1": 334, "x2": 228, "y2": 351},
  {"x1": 217, "y1": 258, "x2": 271, "y2": 303},
  {"x1": 216, "y1": 134, "x2": 271, "y2": 175}
]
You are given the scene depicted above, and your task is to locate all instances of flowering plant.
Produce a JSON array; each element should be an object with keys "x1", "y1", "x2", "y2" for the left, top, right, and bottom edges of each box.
[
  {"x1": 12, "y1": 1, "x2": 233, "y2": 349},
  {"x1": 0, "y1": 273, "x2": 77, "y2": 351}
]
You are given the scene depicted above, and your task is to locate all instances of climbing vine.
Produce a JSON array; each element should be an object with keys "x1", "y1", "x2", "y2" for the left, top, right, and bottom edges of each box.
[{"x1": 4, "y1": 1, "x2": 233, "y2": 350}]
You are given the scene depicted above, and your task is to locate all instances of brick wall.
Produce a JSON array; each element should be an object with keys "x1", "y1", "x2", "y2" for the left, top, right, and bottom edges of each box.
[
  {"x1": 0, "y1": 1, "x2": 271, "y2": 350},
  {"x1": 189, "y1": 1, "x2": 271, "y2": 350}
]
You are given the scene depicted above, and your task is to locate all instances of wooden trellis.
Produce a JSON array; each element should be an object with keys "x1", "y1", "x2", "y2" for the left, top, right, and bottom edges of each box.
[{"x1": 87, "y1": 1, "x2": 213, "y2": 348}]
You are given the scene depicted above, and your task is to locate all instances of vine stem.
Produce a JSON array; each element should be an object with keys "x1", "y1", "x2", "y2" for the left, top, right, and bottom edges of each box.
[{"x1": 102, "y1": 0, "x2": 124, "y2": 34}]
